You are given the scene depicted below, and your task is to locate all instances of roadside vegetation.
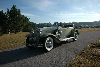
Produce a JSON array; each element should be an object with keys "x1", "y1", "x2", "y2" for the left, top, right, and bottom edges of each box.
[
  {"x1": 0, "y1": 5, "x2": 50, "y2": 36},
  {"x1": 0, "y1": 32, "x2": 28, "y2": 51},
  {"x1": 0, "y1": 27, "x2": 100, "y2": 66},
  {"x1": 66, "y1": 38, "x2": 100, "y2": 67},
  {"x1": 0, "y1": 28, "x2": 100, "y2": 51},
  {"x1": 1, "y1": 4, "x2": 100, "y2": 67},
  {"x1": 78, "y1": 28, "x2": 100, "y2": 33}
]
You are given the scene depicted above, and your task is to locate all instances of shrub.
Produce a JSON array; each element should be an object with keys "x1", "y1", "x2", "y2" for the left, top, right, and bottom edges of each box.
[{"x1": 0, "y1": 27, "x2": 3, "y2": 36}]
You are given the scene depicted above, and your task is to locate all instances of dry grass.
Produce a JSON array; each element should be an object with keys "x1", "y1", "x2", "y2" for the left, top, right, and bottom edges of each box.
[
  {"x1": 0, "y1": 32, "x2": 29, "y2": 51},
  {"x1": 0, "y1": 28, "x2": 100, "y2": 66},
  {"x1": 78, "y1": 28, "x2": 100, "y2": 33},
  {"x1": 0, "y1": 28, "x2": 100, "y2": 51},
  {"x1": 66, "y1": 28, "x2": 100, "y2": 67},
  {"x1": 66, "y1": 38, "x2": 100, "y2": 67}
]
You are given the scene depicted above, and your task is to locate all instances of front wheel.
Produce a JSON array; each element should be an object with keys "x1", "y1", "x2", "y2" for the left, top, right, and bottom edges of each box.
[
  {"x1": 73, "y1": 32, "x2": 78, "y2": 41},
  {"x1": 43, "y1": 37, "x2": 53, "y2": 51}
]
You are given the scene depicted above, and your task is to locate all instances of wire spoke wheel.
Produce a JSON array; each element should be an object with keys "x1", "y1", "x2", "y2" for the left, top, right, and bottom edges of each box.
[
  {"x1": 73, "y1": 32, "x2": 78, "y2": 41},
  {"x1": 44, "y1": 37, "x2": 53, "y2": 51}
]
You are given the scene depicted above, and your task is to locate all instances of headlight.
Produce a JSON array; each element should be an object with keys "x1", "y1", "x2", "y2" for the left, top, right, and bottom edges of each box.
[
  {"x1": 38, "y1": 28, "x2": 42, "y2": 34},
  {"x1": 34, "y1": 28, "x2": 42, "y2": 37},
  {"x1": 29, "y1": 31, "x2": 34, "y2": 36}
]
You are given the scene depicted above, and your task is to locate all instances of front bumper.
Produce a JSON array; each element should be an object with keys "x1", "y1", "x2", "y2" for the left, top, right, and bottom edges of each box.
[
  {"x1": 26, "y1": 36, "x2": 44, "y2": 47},
  {"x1": 26, "y1": 43, "x2": 34, "y2": 47}
]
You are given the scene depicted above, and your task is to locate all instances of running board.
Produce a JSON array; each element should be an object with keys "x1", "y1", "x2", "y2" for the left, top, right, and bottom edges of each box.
[{"x1": 60, "y1": 37, "x2": 74, "y2": 41}]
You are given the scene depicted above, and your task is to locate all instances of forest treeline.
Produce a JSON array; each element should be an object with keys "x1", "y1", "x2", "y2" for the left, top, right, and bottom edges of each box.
[
  {"x1": 0, "y1": 5, "x2": 100, "y2": 36},
  {"x1": 0, "y1": 5, "x2": 50, "y2": 35}
]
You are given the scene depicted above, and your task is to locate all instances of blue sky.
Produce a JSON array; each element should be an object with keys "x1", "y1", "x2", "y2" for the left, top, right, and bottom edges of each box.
[{"x1": 0, "y1": 0, "x2": 100, "y2": 24}]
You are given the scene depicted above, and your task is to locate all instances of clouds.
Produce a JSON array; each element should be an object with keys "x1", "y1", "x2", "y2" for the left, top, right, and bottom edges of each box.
[
  {"x1": 74, "y1": 7, "x2": 85, "y2": 11},
  {"x1": 21, "y1": 12, "x2": 42, "y2": 22},
  {"x1": 98, "y1": 5, "x2": 100, "y2": 6},
  {"x1": 21, "y1": 13, "x2": 35, "y2": 17},
  {"x1": 34, "y1": 0, "x2": 54, "y2": 11},
  {"x1": 0, "y1": 9, "x2": 6, "y2": 12},
  {"x1": 22, "y1": 0, "x2": 54, "y2": 11},
  {"x1": 54, "y1": 12, "x2": 100, "y2": 19},
  {"x1": 51, "y1": 11, "x2": 100, "y2": 22},
  {"x1": 21, "y1": 13, "x2": 40, "y2": 18},
  {"x1": 20, "y1": 7, "x2": 30, "y2": 9},
  {"x1": 21, "y1": 0, "x2": 100, "y2": 22},
  {"x1": 20, "y1": 0, "x2": 100, "y2": 12},
  {"x1": 1, "y1": 0, "x2": 100, "y2": 23}
]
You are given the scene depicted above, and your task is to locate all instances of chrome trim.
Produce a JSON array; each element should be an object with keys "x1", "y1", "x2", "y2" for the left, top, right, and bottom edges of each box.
[
  {"x1": 38, "y1": 28, "x2": 42, "y2": 32},
  {"x1": 60, "y1": 37, "x2": 74, "y2": 41},
  {"x1": 38, "y1": 28, "x2": 42, "y2": 34}
]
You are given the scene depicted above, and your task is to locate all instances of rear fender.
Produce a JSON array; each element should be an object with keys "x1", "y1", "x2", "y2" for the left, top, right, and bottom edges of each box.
[
  {"x1": 70, "y1": 29, "x2": 79, "y2": 37},
  {"x1": 75, "y1": 29, "x2": 79, "y2": 35}
]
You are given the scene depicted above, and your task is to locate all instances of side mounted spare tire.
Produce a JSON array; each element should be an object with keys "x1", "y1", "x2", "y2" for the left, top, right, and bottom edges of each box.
[{"x1": 43, "y1": 37, "x2": 53, "y2": 51}]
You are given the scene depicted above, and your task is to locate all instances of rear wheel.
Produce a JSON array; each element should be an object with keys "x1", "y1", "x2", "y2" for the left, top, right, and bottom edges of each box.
[
  {"x1": 73, "y1": 32, "x2": 78, "y2": 41},
  {"x1": 43, "y1": 37, "x2": 53, "y2": 51}
]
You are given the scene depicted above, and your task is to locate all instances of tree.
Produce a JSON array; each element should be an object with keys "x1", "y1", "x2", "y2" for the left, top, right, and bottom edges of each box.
[
  {"x1": 0, "y1": 10, "x2": 8, "y2": 34},
  {"x1": 0, "y1": 27, "x2": 2, "y2": 36},
  {"x1": 0, "y1": 5, "x2": 33, "y2": 34},
  {"x1": 22, "y1": 17, "x2": 32, "y2": 32},
  {"x1": 30, "y1": 22, "x2": 37, "y2": 29},
  {"x1": 7, "y1": 5, "x2": 23, "y2": 33}
]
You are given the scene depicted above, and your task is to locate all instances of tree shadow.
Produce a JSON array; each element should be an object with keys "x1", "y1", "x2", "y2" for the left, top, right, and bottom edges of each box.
[{"x1": 0, "y1": 46, "x2": 46, "y2": 65}]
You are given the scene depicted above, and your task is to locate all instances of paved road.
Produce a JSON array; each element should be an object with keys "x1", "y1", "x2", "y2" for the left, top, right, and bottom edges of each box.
[{"x1": 0, "y1": 31, "x2": 100, "y2": 67}]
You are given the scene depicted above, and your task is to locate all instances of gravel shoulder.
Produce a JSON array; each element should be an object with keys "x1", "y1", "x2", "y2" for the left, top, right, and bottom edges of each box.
[{"x1": 0, "y1": 30, "x2": 100, "y2": 67}]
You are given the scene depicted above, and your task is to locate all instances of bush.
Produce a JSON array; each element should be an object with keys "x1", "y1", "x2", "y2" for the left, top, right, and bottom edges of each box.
[
  {"x1": 0, "y1": 32, "x2": 3, "y2": 36},
  {"x1": 0, "y1": 27, "x2": 3, "y2": 36}
]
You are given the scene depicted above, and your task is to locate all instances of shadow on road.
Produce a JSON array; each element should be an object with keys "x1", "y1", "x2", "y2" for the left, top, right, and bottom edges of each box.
[
  {"x1": 0, "y1": 46, "x2": 46, "y2": 65},
  {"x1": 0, "y1": 39, "x2": 74, "y2": 65}
]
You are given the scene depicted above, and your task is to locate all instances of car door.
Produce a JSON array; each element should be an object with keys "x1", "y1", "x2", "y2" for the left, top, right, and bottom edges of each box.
[{"x1": 60, "y1": 27, "x2": 74, "y2": 39}]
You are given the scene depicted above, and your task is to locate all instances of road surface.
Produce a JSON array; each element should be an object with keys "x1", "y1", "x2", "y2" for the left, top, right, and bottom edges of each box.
[{"x1": 0, "y1": 30, "x2": 100, "y2": 67}]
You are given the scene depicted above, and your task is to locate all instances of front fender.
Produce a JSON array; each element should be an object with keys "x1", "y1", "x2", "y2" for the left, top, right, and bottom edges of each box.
[
  {"x1": 25, "y1": 34, "x2": 31, "y2": 37},
  {"x1": 40, "y1": 33, "x2": 60, "y2": 43}
]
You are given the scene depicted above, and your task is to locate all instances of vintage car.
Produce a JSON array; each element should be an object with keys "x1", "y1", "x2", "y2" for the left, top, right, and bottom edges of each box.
[{"x1": 25, "y1": 23, "x2": 79, "y2": 51}]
